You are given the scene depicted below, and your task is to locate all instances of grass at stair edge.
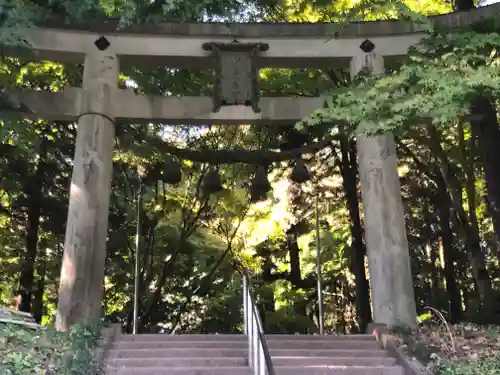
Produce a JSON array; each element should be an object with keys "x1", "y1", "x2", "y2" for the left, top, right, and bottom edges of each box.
[{"x1": 0, "y1": 318, "x2": 108, "y2": 375}]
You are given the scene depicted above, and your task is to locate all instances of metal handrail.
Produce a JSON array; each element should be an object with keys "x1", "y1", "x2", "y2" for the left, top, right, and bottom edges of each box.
[{"x1": 242, "y1": 271, "x2": 276, "y2": 375}]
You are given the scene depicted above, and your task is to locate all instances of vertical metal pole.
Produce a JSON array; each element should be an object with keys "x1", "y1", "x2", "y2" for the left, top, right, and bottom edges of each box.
[
  {"x1": 132, "y1": 183, "x2": 143, "y2": 335},
  {"x1": 243, "y1": 276, "x2": 248, "y2": 334},
  {"x1": 258, "y1": 342, "x2": 265, "y2": 375},
  {"x1": 252, "y1": 316, "x2": 258, "y2": 373},
  {"x1": 248, "y1": 293, "x2": 253, "y2": 367},
  {"x1": 315, "y1": 199, "x2": 324, "y2": 335}
]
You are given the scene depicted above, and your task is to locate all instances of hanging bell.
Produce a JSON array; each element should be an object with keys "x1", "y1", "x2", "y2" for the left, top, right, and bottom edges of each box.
[
  {"x1": 250, "y1": 166, "x2": 271, "y2": 203},
  {"x1": 253, "y1": 166, "x2": 271, "y2": 192},
  {"x1": 159, "y1": 161, "x2": 182, "y2": 185},
  {"x1": 290, "y1": 159, "x2": 311, "y2": 183},
  {"x1": 203, "y1": 170, "x2": 224, "y2": 194},
  {"x1": 250, "y1": 188, "x2": 267, "y2": 203}
]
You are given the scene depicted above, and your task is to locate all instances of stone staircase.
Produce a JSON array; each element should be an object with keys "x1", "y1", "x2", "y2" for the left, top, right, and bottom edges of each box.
[{"x1": 104, "y1": 333, "x2": 404, "y2": 375}]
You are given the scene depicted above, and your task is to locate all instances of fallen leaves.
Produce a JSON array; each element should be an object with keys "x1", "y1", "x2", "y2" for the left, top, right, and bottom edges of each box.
[{"x1": 392, "y1": 322, "x2": 500, "y2": 374}]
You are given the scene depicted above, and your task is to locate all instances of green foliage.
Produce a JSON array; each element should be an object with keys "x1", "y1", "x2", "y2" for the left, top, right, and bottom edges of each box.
[
  {"x1": 0, "y1": 321, "x2": 105, "y2": 375},
  {"x1": 0, "y1": 0, "x2": 108, "y2": 46},
  {"x1": 437, "y1": 355, "x2": 500, "y2": 375},
  {"x1": 298, "y1": 4, "x2": 500, "y2": 136},
  {"x1": 0, "y1": 1, "x2": 38, "y2": 46},
  {"x1": 265, "y1": 307, "x2": 318, "y2": 334}
]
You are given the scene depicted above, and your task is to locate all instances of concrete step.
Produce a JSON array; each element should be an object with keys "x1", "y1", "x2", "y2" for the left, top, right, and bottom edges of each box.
[
  {"x1": 107, "y1": 348, "x2": 389, "y2": 359},
  {"x1": 116, "y1": 334, "x2": 374, "y2": 342},
  {"x1": 112, "y1": 339, "x2": 378, "y2": 350},
  {"x1": 265, "y1": 334, "x2": 376, "y2": 341},
  {"x1": 112, "y1": 340, "x2": 248, "y2": 350},
  {"x1": 105, "y1": 365, "x2": 403, "y2": 375},
  {"x1": 265, "y1": 340, "x2": 379, "y2": 350},
  {"x1": 270, "y1": 349, "x2": 389, "y2": 358},
  {"x1": 104, "y1": 366, "x2": 251, "y2": 375},
  {"x1": 107, "y1": 357, "x2": 247, "y2": 367},
  {"x1": 118, "y1": 334, "x2": 246, "y2": 341},
  {"x1": 108, "y1": 348, "x2": 248, "y2": 358},
  {"x1": 271, "y1": 356, "x2": 397, "y2": 367},
  {"x1": 106, "y1": 356, "x2": 396, "y2": 368},
  {"x1": 273, "y1": 366, "x2": 404, "y2": 375}
]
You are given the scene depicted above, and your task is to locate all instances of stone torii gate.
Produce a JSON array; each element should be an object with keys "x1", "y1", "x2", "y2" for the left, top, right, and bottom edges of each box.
[{"x1": 4, "y1": 3, "x2": 498, "y2": 331}]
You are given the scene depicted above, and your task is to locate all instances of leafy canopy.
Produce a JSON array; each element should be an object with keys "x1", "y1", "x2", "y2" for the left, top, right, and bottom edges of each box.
[{"x1": 297, "y1": 2, "x2": 500, "y2": 136}]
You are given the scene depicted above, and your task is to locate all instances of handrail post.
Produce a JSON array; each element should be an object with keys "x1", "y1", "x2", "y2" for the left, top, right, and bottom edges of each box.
[
  {"x1": 258, "y1": 335, "x2": 265, "y2": 375},
  {"x1": 252, "y1": 315, "x2": 258, "y2": 372},
  {"x1": 243, "y1": 276, "x2": 248, "y2": 335},
  {"x1": 248, "y1": 294, "x2": 253, "y2": 367},
  {"x1": 132, "y1": 183, "x2": 143, "y2": 335},
  {"x1": 241, "y1": 273, "x2": 275, "y2": 375},
  {"x1": 315, "y1": 200, "x2": 324, "y2": 335}
]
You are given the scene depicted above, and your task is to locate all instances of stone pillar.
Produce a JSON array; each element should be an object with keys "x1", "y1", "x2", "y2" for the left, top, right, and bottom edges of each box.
[
  {"x1": 350, "y1": 44, "x2": 417, "y2": 328},
  {"x1": 56, "y1": 46, "x2": 118, "y2": 331}
]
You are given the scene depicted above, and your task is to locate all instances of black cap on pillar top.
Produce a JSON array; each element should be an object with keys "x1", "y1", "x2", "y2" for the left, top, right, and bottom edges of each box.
[
  {"x1": 360, "y1": 39, "x2": 375, "y2": 53},
  {"x1": 94, "y1": 36, "x2": 111, "y2": 51}
]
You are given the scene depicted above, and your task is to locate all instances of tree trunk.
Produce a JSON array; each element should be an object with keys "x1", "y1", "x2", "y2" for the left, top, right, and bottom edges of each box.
[
  {"x1": 421, "y1": 200, "x2": 442, "y2": 311},
  {"x1": 287, "y1": 233, "x2": 309, "y2": 318},
  {"x1": 435, "y1": 188, "x2": 462, "y2": 323},
  {"x1": 470, "y1": 99, "x2": 500, "y2": 249},
  {"x1": 458, "y1": 124, "x2": 480, "y2": 235},
  {"x1": 18, "y1": 191, "x2": 42, "y2": 313},
  {"x1": 262, "y1": 256, "x2": 276, "y2": 315},
  {"x1": 439, "y1": 165, "x2": 492, "y2": 303},
  {"x1": 338, "y1": 131, "x2": 372, "y2": 332},
  {"x1": 287, "y1": 233, "x2": 302, "y2": 285},
  {"x1": 32, "y1": 254, "x2": 46, "y2": 324},
  {"x1": 427, "y1": 125, "x2": 493, "y2": 304},
  {"x1": 454, "y1": 0, "x2": 500, "y2": 250},
  {"x1": 18, "y1": 141, "x2": 46, "y2": 313},
  {"x1": 430, "y1": 242, "x2": 440, "y2": 308}
]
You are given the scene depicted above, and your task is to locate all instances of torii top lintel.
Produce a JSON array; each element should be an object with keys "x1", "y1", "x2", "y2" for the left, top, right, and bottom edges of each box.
[{"x1": 8, "y1": 3, "x2": 499, "y2": 69}]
